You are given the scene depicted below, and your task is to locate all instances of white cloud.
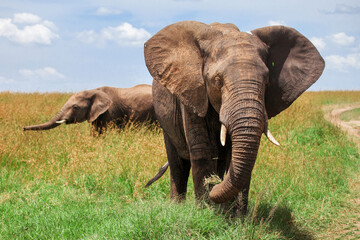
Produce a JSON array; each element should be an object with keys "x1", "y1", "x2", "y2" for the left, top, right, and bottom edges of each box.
[
  {"x1": 42, "y1": 20, "x2": 57, "y2": 31},
  {"x1": 0, "y1": 13, "x2": 58, "y2": 45},
  {"x1": 13, "y1": 13, "x2": 41, "y2": 24},
  {"x1": 330, "y1": 32, "x2": 355, "y2": 46},
  {"x1": 268, "y1": 20, "x2": 286, "y2": 26},
  {"x1": 310, "y1": 37, "x2": 326, "y2": 51},
  {"x1": 95, "y1": 7, "x2": 122, "y2": 16},
  {"x1": 324, "y1": 4, "x2": 360, "y2": 15},
  {"x1": 325, "y1": 53, "x2": 360, "y2": 72},
  {"x1": 76, "y1": 30, "x2": 96, "y2": 44},
  {"x1": 77, "y1": 22, "x2": 151, "y2": 46},
  {"x1": 102, "y1": 23, "x2": 151, "y2": 45},
  {"x1": 19, "y1": 67, "x2": 65, "y2": 79},
  {"x1": 0, "y1": 76, "x2": 15, "y2": 84}
]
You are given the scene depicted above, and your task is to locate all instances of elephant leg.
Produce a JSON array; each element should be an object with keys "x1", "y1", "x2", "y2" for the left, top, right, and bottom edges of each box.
[
  {"x1": 163, "y1": 133, "x2": 191, "y2": 201},
  {"x1": 191, "y1": 158, "x2": 217, "y2": 200},
  {"x1": 181, "y1": 105, "x2": 216, "y2": 200},
  {"x1": 92, "y1": 120, "x2": 106, "y2": 134}
]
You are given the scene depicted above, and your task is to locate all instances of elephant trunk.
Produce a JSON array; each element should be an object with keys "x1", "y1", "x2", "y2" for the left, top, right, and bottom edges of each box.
[
  {"x1": 23, "y1": 110, "x2": 65, "y2": 131},
  {"x1": 210, "y1": 83, "x2": 265, "y2": 203}
]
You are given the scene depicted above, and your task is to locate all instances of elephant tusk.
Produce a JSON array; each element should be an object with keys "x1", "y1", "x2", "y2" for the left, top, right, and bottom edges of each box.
[
  {"x1": 265, "y1": 129, "x2": 280, "y2": 146},
  {"x1": 220, "y1": 124, "x2": 227, "y2": 146},
  {"x1": 56, "y1": 120, "x2": 66, "y2": 124}
]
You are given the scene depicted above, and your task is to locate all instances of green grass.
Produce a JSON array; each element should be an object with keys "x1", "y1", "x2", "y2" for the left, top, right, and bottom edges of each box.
[
  {"x1": 340, "y1": 107, "x2": 360, "y2": 122},
  {"x1": 0, "y1": 91, "x2": 359, "y2": 239}
]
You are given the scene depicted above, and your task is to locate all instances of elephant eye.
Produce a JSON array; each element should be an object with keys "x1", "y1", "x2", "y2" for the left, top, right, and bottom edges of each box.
[
  {"x1": 72, "y1": 104, "x2": 80, "y2": 110},
  {"x1": 214, "y1": 76, "x2": 223, "y2": 88}
]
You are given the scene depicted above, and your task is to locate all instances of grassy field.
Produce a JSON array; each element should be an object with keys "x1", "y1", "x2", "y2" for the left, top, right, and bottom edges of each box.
[
  {"x1": 340, "y1": 107, "x2": 360, "y2": 122},
  {"x1": 0, "y1": 91, "x2": 359, "y2": 239}
]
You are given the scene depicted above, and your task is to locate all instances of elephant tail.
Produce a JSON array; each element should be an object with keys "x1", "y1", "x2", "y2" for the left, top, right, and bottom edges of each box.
[{"x1": 145, "y1": 162, "x2": 169, "y2": 187}]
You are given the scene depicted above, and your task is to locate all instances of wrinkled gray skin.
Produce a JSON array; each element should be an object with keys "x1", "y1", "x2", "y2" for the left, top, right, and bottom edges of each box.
[
  {"x1": 24, "y1": 84, "x2": 155, "y2": 133},
  {"x1": 144, "y1": 21, "x2": 324, "y2": 214}
]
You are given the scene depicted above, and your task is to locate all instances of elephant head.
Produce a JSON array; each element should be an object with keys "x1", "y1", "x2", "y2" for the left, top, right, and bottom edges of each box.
[
  {"x1": 144, "y1": 21, "x2": 324, "y2": 203},
  {"x1": 24, "y1": 89, "x2": 112, "y2": 131}
]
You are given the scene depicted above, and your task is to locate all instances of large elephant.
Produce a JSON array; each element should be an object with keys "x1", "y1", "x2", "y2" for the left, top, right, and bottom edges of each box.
[
  {"x1": 144, "y1": 21, "x2": 324, "y2": 213},
  {"x1": 24, "y1": 84, "x2": 155, "y2": 133}
]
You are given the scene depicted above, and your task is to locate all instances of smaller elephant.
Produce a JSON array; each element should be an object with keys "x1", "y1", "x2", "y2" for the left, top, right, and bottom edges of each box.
[{"x1": 24, "y1": 84, "x2": 155, "y2": 133}]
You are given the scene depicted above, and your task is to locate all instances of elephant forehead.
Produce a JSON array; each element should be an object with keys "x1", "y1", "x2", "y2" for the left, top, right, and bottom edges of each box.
[
  {"x1": 74, "y1": 90, "x2": 94, "y2": 99},
  {"x1": 209, "y1": 22, "x2": 240, "y2": 34},
  {"x1": 203, "y1": 37, "x2": 268, "y2": 73},
  {"x1": 68, "y1": 94, "x2": 90, "y2": 105},
  {"x1": 205, "y1": 45, "x2": 265, "y2": 70},
  {"x1": 207, "y1": 34, "x2": 263, "y2": 57}
]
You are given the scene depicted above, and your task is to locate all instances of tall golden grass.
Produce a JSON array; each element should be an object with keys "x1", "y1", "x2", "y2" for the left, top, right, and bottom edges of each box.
[
  {"x1": 1, "y1": 90, "x2": 359, "y2": 195},
  {"x1": 1, "y1": 92, "x2": 167, "y2": 198}
]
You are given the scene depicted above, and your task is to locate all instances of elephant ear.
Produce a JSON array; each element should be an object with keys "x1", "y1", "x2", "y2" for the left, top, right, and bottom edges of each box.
[
  {"x1": 88, "y1": 91, "x2": 113, "y2": 122},
  {"x1": 251, "y1": 26, "x2": 325, "y2": 119},
  {"x1": 144, "y1": 21, "x2": 209, "y2": 117}
]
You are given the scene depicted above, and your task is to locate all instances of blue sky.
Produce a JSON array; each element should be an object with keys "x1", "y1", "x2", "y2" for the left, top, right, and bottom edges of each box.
[{"x1": 0, "y1": 0, "x2": 359, "y2": 92}]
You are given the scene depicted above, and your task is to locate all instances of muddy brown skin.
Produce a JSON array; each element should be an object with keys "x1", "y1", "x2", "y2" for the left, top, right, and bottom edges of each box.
[
  {"x1": 144, "y1": 21, "x2": 324, "y2": 214},
  {"x1": 24, "y1": 84, "x2": 156, "y2": 133}
]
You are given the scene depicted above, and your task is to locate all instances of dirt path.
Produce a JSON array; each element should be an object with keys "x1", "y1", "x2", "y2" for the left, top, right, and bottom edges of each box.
[
  {"x1": 325, "y1": 103, "x2": 360, "y2": 147},
  {"x1": 322, "y1": 104, "x2": 360, "y2": 239}
]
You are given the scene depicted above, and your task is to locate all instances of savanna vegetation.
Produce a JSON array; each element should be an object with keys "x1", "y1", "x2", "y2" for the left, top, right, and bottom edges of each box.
[
  {"x1": 0, "y1": 91, "x2": 359, "y2": 239},
  {"x1": 340, "y1": 107, "x2": 360, "y2": 122}
]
